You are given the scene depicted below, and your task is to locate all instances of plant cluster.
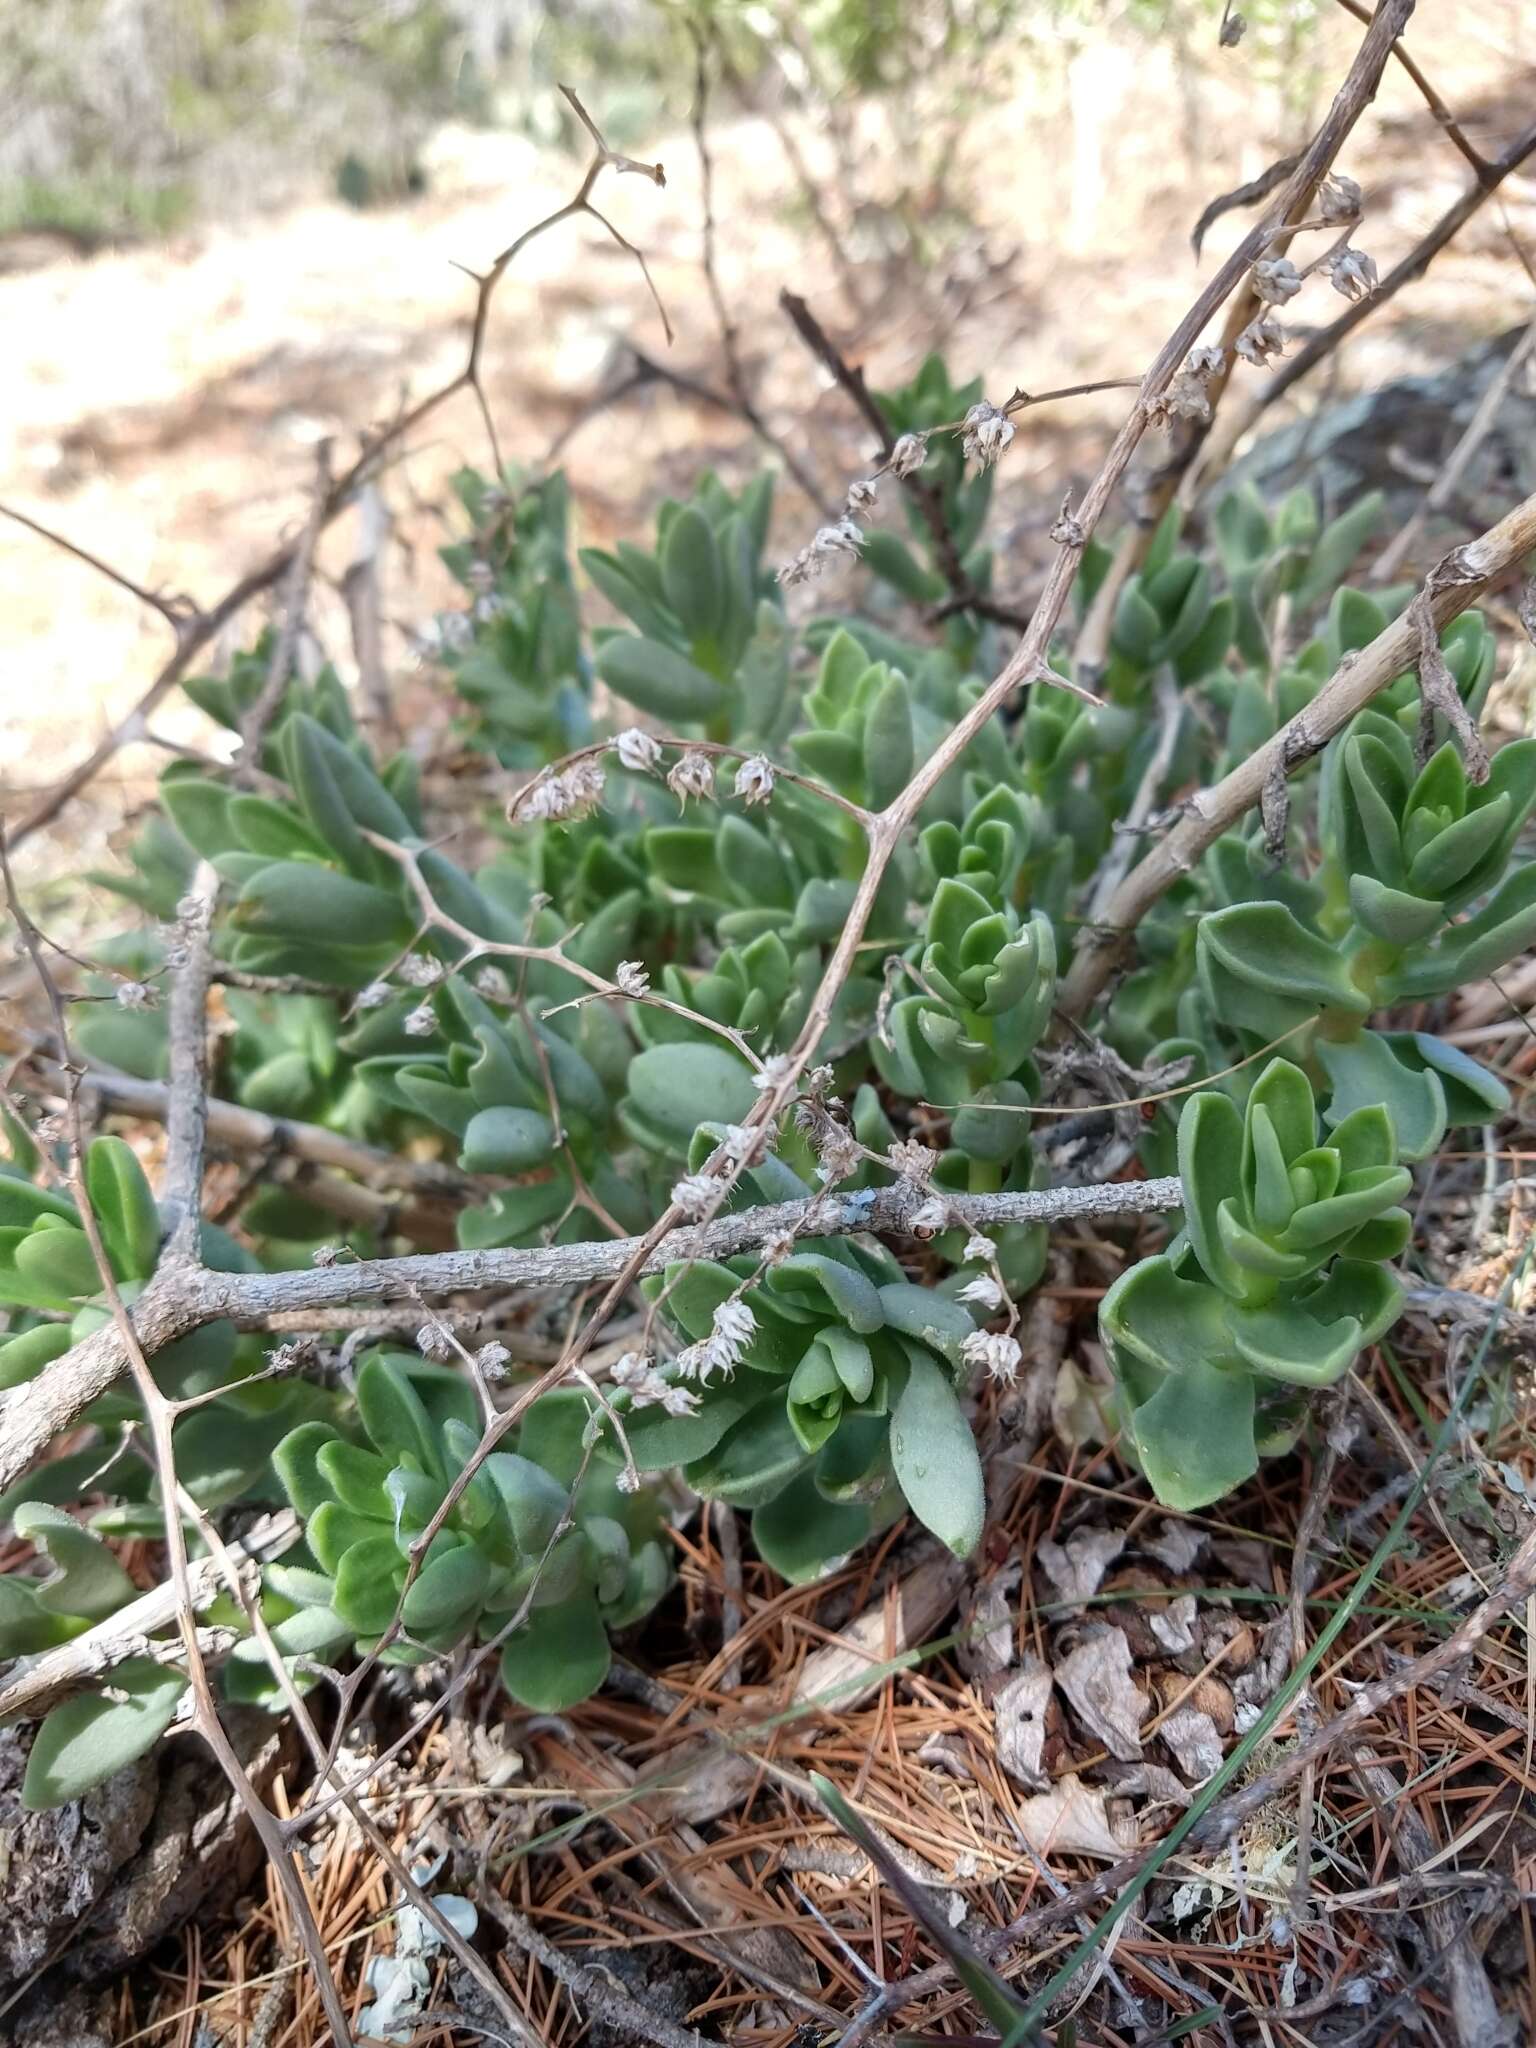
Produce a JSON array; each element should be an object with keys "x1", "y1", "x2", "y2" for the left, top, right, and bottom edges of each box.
[{"x1": 4, "y1": 352, "x2": 1533, "y2": 1810}]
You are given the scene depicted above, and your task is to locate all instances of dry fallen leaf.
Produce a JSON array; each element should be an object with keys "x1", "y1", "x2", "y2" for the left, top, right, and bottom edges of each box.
[
  {"x1": 1159, "y1": 1706, "x2": 1224, "y2": 1783},
  {"x1": 1148, "y1": 1593, "x2": 1199, "y2": 1655},
  {"x1": 959, "y1": 1561, "x2": 1021, "y2": 1680},
  {"x1": 1014, "y1": 1772, "x2": 1136, "y2": 1862},
  {"x1": 1054, "y1": 1626, "x2": 1150, "y2": 1761},
  {"x1": 1142, "y1": 1519, "x2": 1207, "y2": 1573},
  {"x1": 994, "y1": 1654, "x2": 1054, "y2": 1789},
  {"x1": 1037, "y1": 1526, "x2": 1126, "y2": 1606}
]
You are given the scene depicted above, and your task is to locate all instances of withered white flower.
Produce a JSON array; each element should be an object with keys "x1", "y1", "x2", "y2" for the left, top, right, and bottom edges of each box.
[
  {"x1": 115, "y1": 980, "x2": 159, "y2": 1011},
  {"x1": 615, "y1": 960, "x2": 650, "y2": 997},
  {"x1": 958, "y1": 1273, "x2": 1006, "y2": 1311},
  {"x1": 1328, "y1": 246, "x2": 1377, "y2": 303},
  {"x1": 888, "y1": 1138, "x2": 939, "y2": 1181},
  {"x1": 733, "y1": 754, "x2": 776, "y2": 806},
  {"x1": 403, "y1": 1001, "x2": 437, "y2": 1038},
  {"x1": 1234, "y1": 313, "x2": 1286, "y2": 367},
  {"x1": 778, "y1": 517, "x2": 865, "y2": 589},
  {"x1": 510, "y1": 760, "x2": 606, "y2": 826},
  {"x1": 910, "y1": 1196, "x2": 951, "y2": 1234},
  {"x1": 476, "y1": 1340, "x2": 512, "y2": 1378},
  {"x1": 962, "y1": 1232, "x2": 997, "y2": 1264},
  {"x1": 1251, "y1": 258, "x2": 1303, "y2": 305},
  {"x1": 400, "y1": 952, "x2": 443, "y2": 988},
  {"x1": 814, "y1": 1123, "x2": 861, "y2": 1186},
  {"x1": 666, "y1": 749, "x2": 716, "y2": 804},
  {"x1": 610, "y1": 1351, "x2": 652, "y2": 1387},
  {"x1": 416, "y1": 1322, "x2": 454, "y2": 1362},
  {"x1": 960, "y1": 401, "x2": 1015, "y2": 470},
  {"x1": 474, "y1": 965, "x2": 511, "y2": 1002},
  {"x1": 844, "y1": 477, "x2": 879, "y2": 514},
  {"x1": 613, "y1": 727, "x2": 664, "y2": 774},
  {"x1": 721, "y1": 1122, "x2": 768, "y2": 1164},
  {"x1": 962, "y1": 1329, "x2": 1022, "y2": 1383},
  {"x1": 1150, "y1": 370, "x2": 1211, "y2": 429},
  {"x1": 1186, "y1": 344, "x2": 1225, "y2": 379},
  {"x1": 1319, "y1": 173, "x2": 1362, "y2": 222},
  {"x1": 356, "y1": 980, "x2": 393, "y2": 1010},
  {"x1": 888, "y1": 432, "x2": 928, "y2": 478},
  {"x1": 712, "y1": 1299, "x2": 756, "y2": 1351},
  {"x1": 670, "y1": 1171, "x2": 719, "y2": 1218},
  {"x1": 752, "y1": 1054, "x2": 794, "y2": 1094}
]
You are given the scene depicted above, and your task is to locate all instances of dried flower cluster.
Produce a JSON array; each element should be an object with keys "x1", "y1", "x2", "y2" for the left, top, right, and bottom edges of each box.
[
  {"x1": 508, "y1": 757, "x2": 606, "y2": 826},
  {"x1": 674, "y1": 1297, "x2": 758, "y2": 1383}
]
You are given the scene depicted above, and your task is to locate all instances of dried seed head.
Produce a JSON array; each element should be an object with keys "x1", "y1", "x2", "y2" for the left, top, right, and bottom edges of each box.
[
  {"x1": 356, "y1": 979, "x2": 393, "y2": 1010},
  {"x1": 613, "y1": 727, "x2": 664, "y2": 774},
  {"x1": 1186, "y1": 343, "x2": 1225, "y2": 379},
  {"x1": 960, "y1": 401, "x2": 1016, "y2": 470},
  {"x1": 666, "y1": 749, "x2": 716, "y2": 805},
  {"x1": 752, "y1": 1053, "x2": 795, "y2": 1095},
  {"x1": 400, "y1": 952, "x2": 443, "y2": 988},
  {"x1": 712, "y1": 1299, "x2": 756, "y2": 1351},
  {"x1": 615, "y1": 960, "x2": 650, "y2": 997},
  {"x1": 733, "y1": 754, "x2": 776, "y2": 806},
  {"x1": 1049, "y1": 493, "x2": 1086, "y2": 548},
  {"x1": 962, "y1": 1232, "x2": 997, "y2": 1265},
  {"x1": 1319, "y1": 173, "x2": 1362, "y2": 222},
  {"x1": 888, "y1": 432, "x2": 928, "y2": 478},
  {"x1": 509, "y1": 760, "x2": 606, "y2": 826},
  {"x1": 670, "y1": 1171, "x2": 719, "y2": 1218},
  {"x1": 403, "y1": 1001, "x2": 437, "y2": 1038},
  {"x1": 813, "y1": 1122, "x2": 862, "y2": 1187},
  {"x1": 1219, "y1": 7, "x2": 1246, "y2": 44},
  {"x1": 909, "y1": 1195, "x2": 952, "y2": 1235},
  {"x1": 114, "y1": 980, "x2": 159, "y2": 1011},
  {"x1": 1251, "y1": 257, "x2": 1303, "y2": 306},
  {"x1": 958, "y1": 1273, "x2": 1006, "y2": 1311},
  {"x1": 474, "y1": 965, "x2": 511, "y2": 1003},
  {"x1": 721, "y1": 1122, "x2": 769, "y2": 1165},
  {"x1": 415, "y1": 1321, "x2": 455, "y2": 1362},
  {"x1": 844, "y1": 477, "x2": 879, "y2": 514},
  {"x1": 610, "y1": 1350, "x2": 651, "y2": 1386},
  {"x1": 888, "y1": 1138, "x2": 939, "y2": 1181},
  {"x1": 476, "y1": 1340, "x2": 512, "y2": 1379},
  {"x1": 778, "y1": 517, "x2": 865, "y2": 589},
  {"x1": 962, "y1": 1329, "x2": 1022, "y2": 1383},
  {"x1": 1149, "y1": 370, "x2": 1212, "y2": 430},
  {"x1": 1234, "y1": 312, "x2": 1286, "y2": 367},
  {"x1": 1327, "y1": 246, "x2": 1377, "y2": 303}
]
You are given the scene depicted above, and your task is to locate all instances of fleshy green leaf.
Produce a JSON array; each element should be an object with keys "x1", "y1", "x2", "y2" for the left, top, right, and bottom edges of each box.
[
  {"x1": 752, "y1": 1469, "x2": 870, "y2": 1583},
  {"x1": 23, "y1": 1658, "x2": 189, "y2": 1809},
  {"x1": 13, "y1": 1502, "x2": 138, "y2": 1621},
  {"x1": 889, "y1": 1351, "x2": 983, "y2": 1558},
  {"x1": 500, "y1": 1591, "x2": 610, "y2": 1709},
  {"x1": 1127, "y1": 1360, "x2": 1258, "y2": 1512}
]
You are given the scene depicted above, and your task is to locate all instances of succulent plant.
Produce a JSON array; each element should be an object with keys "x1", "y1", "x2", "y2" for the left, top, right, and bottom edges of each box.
[
  {"x1": 269, "y1": 1361, "x2": 669, "y2": 1711},
  {"x1": 1100, "y1": 1059, "x2": 1408, "y2": 1509}
]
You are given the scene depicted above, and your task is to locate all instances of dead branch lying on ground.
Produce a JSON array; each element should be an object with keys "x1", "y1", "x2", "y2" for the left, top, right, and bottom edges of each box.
[{"x1": 0, "y1": 1171, "x2": 1183, "y2": 1502}]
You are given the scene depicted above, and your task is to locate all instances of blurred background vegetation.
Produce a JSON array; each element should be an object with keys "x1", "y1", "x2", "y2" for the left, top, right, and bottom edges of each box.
[{"x1": 3, "y1": 0, "x2": 1329, "y2": 247}]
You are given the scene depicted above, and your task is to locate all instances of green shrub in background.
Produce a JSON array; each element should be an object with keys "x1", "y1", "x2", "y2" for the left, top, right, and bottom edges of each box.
[{"x1": 5, "y1": 346, "x2": 1533, "y2": 1806}]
